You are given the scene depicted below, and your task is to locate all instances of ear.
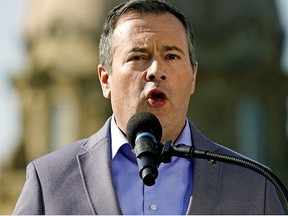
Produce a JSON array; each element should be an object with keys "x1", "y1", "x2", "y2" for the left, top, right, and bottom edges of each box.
[
  {"x1": 98, "y1": 65, "x2": 111, "y2": 99},
  {"x1": 190, "y1": 62, "x2": 198, "y2": 95}
]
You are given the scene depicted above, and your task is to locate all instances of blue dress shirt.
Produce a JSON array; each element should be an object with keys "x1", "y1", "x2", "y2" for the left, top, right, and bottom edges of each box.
[{"x1": 111, "y1": 116, "x2": 193, "y2": 215}]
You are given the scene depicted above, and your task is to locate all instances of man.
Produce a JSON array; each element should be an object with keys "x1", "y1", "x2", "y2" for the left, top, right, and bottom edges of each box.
[{"x1": 13, "y1": 0, "x2": 284, "y2": 214}]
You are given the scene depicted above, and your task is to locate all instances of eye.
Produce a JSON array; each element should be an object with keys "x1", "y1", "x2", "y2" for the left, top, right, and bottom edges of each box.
[
  {"x1": 165, "y1": 54, "x2": 180, "y2": 60},
  {"x1": 129, "y1": 55, "x2": 146, "y2": 61}
]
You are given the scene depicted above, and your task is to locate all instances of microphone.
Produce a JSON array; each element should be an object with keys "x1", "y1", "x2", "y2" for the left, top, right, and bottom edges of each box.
[{"x1": 126, "y1": 112, "x2": 162, "y2": 186}]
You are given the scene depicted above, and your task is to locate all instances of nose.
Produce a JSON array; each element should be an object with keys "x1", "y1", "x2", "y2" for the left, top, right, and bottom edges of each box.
[{"x1": 146, "y1": 60, "x2": 166, "y2": 81}]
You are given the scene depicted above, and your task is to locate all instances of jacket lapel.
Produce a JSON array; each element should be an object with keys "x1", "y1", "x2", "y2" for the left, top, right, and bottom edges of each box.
[
  {"x1": 77, "y1": 118, "x2": 122, "y2": 215},
  {"x1": 186, "y1": 121, "x2": 222, "y2": 215}
]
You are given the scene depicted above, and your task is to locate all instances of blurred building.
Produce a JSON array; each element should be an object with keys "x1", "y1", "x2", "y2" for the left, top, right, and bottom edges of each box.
[{"x1": 1, "y1": 0, "x2": 287, "y2": 214}]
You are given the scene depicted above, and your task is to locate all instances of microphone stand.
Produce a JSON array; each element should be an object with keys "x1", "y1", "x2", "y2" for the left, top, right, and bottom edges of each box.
[{"x1": 159, "y1": 140, "x2": 288, "y2": 212}]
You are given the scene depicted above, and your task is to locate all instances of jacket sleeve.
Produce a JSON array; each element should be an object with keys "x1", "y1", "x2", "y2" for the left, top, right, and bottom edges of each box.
[
  {"x1": 12, "y1": 162, "x2": 44, "y2": 215},
  {"x1": 264, "y1": 179, "x2": 285, "y2": 215}
]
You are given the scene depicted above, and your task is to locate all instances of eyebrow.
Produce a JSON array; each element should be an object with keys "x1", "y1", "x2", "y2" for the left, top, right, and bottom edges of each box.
[
  {"x1": 161, "y1": 45, "x2": 185, "y2": 55},
  {"x1": 128, "y1": 47, "x2": 148, "y2": 53},
  {"x1": 128, "y1": 45, "x2": 185, "y2": 54}
]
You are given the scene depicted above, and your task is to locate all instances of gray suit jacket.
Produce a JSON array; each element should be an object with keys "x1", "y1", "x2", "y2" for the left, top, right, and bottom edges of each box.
[{"x1": 13, "y1": 118, "x2": 284, "y2": 215}]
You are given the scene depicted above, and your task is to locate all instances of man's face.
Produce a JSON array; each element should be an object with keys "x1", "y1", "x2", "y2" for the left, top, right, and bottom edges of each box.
[{"x1": 98, "y1": 12, "x2": 197, "y2": 142}]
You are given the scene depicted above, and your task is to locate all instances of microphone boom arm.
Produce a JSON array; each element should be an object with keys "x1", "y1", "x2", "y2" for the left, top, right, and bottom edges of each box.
[{"x1": 159, "y1": 140, "x2": 288, "y2": 212}]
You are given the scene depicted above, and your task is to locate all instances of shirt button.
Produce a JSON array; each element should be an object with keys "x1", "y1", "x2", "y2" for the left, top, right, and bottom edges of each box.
[{"x1": 150, "y1": 203, "x2": 158, "y2": 211}]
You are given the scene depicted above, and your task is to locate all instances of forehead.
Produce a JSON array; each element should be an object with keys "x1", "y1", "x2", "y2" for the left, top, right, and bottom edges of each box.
[{"x1": 112, "y1": 12, "x2": 188, "y2": 50}]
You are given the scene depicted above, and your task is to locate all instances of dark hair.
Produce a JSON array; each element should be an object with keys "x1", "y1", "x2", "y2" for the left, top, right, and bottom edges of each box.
[{"x1": 99, "y1": 0, "x2": 196, "y2": 70}]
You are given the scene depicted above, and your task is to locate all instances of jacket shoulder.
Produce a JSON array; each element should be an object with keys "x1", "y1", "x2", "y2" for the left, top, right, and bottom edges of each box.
[{"x1": 33, "y1": 138, "x2": 88, "y2": 167}]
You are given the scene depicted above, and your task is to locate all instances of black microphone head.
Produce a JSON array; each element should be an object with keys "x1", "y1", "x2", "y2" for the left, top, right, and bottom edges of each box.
[{"x1": 126, "y1": 112, "x2": 162, "y2": 147}]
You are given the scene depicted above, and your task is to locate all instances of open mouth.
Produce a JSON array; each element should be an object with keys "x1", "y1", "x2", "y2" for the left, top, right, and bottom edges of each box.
[
  {"x1": 147, "y1": 89, "x2": 167, "y2": 106},
  {"x1": 151, "y1": 91, "x2": 166, "y2": 99}
]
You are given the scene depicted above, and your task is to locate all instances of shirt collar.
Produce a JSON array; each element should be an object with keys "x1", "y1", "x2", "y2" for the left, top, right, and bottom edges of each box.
[
  {"x1": 110, "y1": 115, "x2": 192, "y2": 159},
  {"x1": 174, "y1": 119, "x2": 193, "y2": 146},
  {"x1": 111, "y1": 115, "x2": 128, "y2": 159}
]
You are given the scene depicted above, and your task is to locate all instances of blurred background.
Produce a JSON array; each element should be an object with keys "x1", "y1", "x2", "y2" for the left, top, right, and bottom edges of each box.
[{"x1": 1, "y1": 0, "x2": 288, "y2": 214}]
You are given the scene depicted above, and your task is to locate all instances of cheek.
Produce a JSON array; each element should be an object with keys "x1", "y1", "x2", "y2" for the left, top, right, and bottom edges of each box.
[
  {"x1": 111, "y1": 74, "x2": 140, "y2": 98},
  {"x1": 110, "y1": 63, "x2": 146, "y2": 97},
  {"x1": 175, "y1": 74, "x2": 195, "y2": 97}
]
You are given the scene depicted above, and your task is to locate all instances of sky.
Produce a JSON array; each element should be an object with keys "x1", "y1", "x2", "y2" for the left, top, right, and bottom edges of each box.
[
  {"x1": 0, "y1": 0, "x2": 288, "y2": 167},
  {"x1": 0, "y1": 0, "x2": 27, "y2": 166}
]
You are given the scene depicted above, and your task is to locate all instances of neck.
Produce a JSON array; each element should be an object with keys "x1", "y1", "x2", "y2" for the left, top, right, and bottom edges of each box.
[{"x1": 161, "y1": 119, "x2": 186, "y2": 144}]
